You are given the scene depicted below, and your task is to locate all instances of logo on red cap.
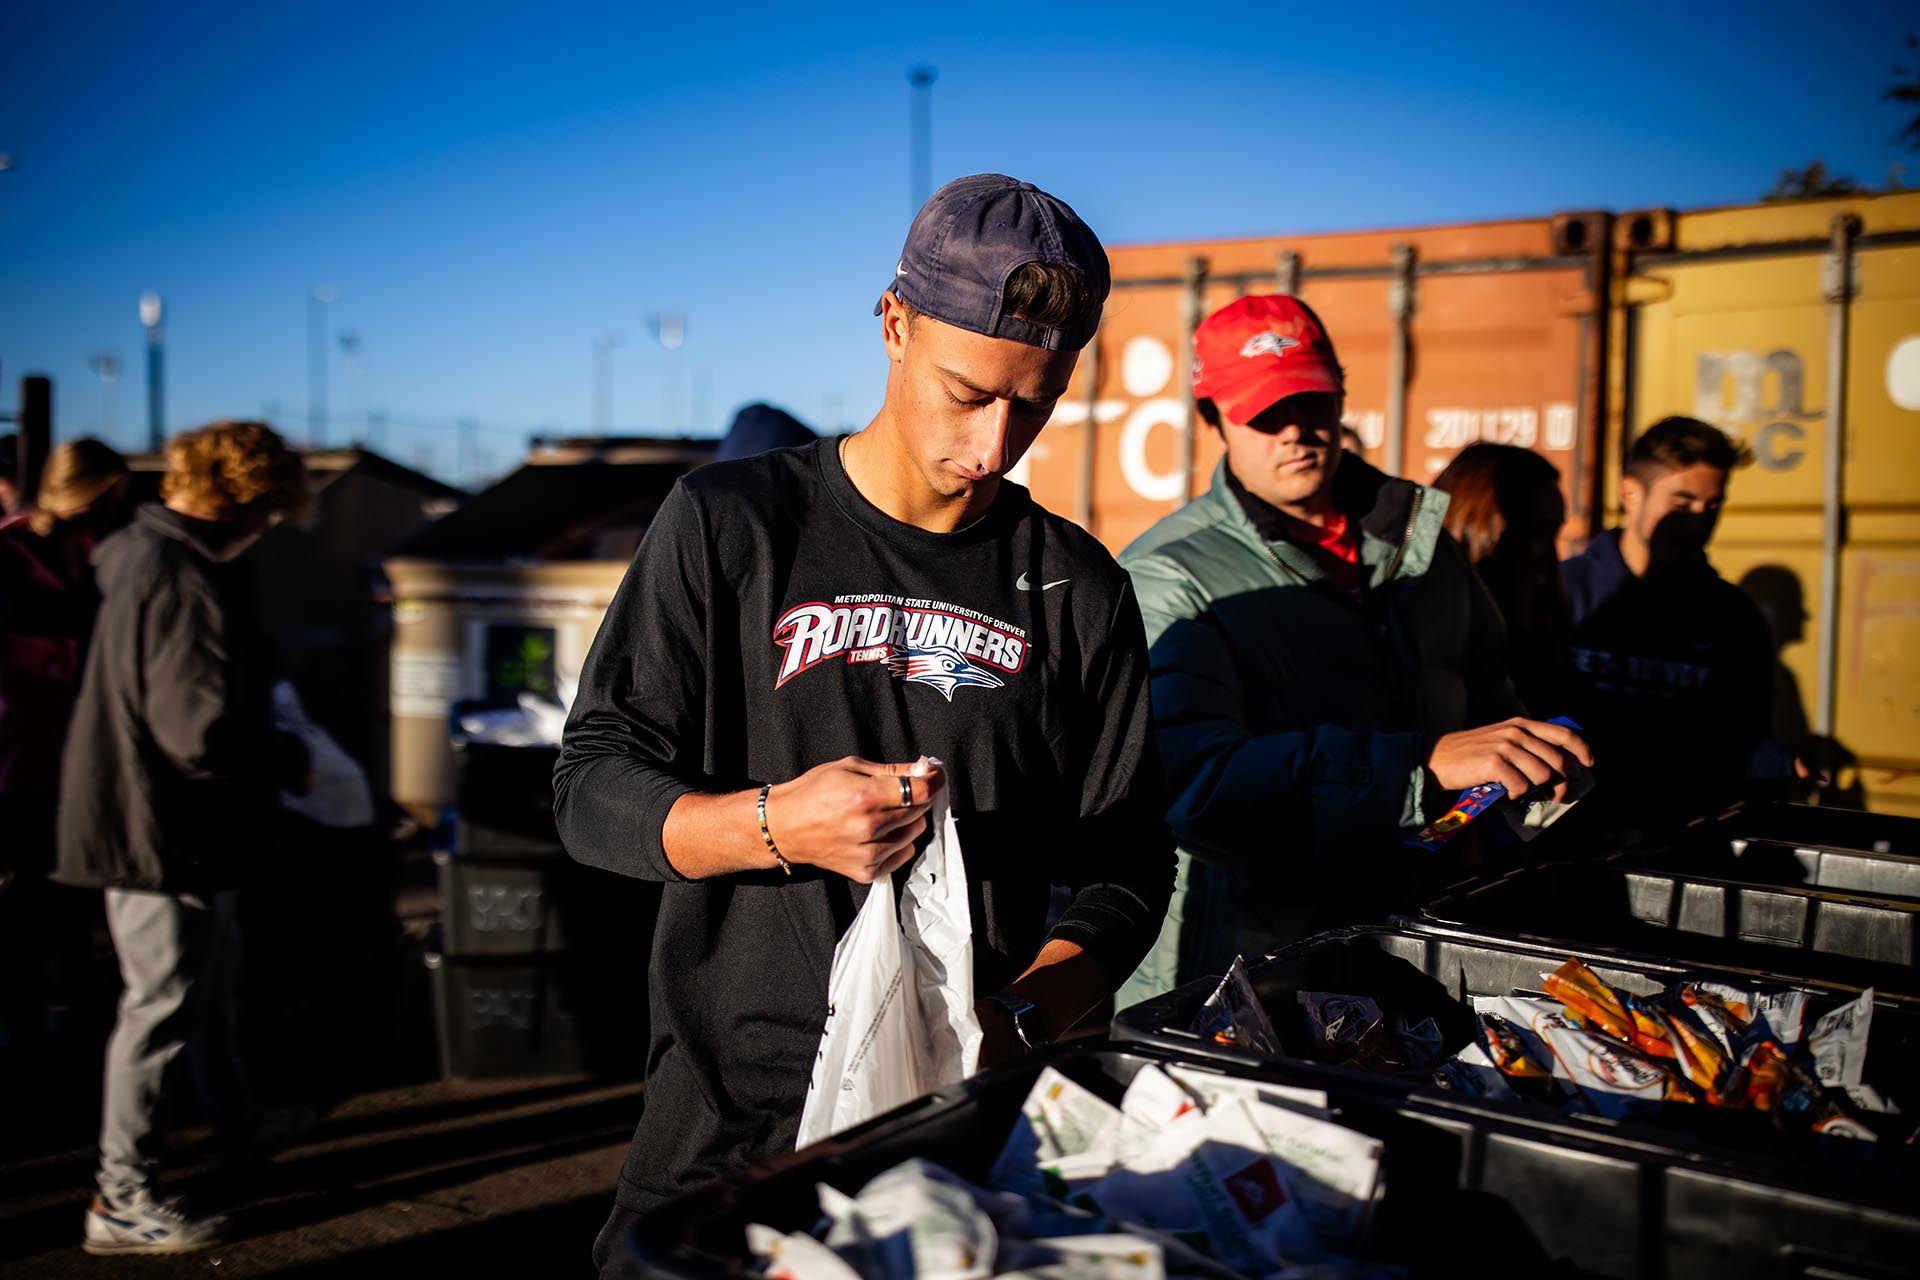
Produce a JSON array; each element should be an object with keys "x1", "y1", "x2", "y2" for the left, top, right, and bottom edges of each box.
[{"x1": 1239, "y1": 332, "x2": 1301, "y2": 360}]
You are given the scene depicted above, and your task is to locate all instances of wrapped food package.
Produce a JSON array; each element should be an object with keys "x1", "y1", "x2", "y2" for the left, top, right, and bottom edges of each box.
[
  {"x1": 1190, "y1": 958, "x2": 1283, "y2": 1058},
  {"x1": 1807, "y1": 989, "x2": 1874, "y2": 1090},
  {"x1": 834, "y1": 1065, "x2": 1396, "y2": 1280}
]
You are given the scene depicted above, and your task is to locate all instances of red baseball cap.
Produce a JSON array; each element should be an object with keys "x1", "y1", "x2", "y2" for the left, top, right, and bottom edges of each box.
[{"x1": 1191, "y1": 294, "x2": 1344, "y2": 425}]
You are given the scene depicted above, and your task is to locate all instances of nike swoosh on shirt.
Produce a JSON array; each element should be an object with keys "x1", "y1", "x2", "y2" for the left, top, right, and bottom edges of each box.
[{"x1": 1015, "y1": 572, "x2": 1070, "y2": 592}]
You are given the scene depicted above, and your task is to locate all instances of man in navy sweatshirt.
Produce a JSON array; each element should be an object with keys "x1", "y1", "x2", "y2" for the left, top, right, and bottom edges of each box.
[
  {"x1": 1562, "y1": 415, "x2": 1806, "y2": 817},
  {"x1": 554, "y1": 175, "x2": 1174, "y2": 1275}
]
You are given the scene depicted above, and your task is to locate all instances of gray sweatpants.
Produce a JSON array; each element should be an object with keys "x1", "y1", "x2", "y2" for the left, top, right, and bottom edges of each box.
[{"x1": 97, "y1": 888, "x2": 257, "y2": 1202}]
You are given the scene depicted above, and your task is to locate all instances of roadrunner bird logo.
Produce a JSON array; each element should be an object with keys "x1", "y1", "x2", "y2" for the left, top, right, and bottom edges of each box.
[
  {"x1": 885, "y1": 645, "x2": 1005, "y2": 701},
  {"x1": 1239, "y1": 332, "x2": 1301, "y2": 359}
]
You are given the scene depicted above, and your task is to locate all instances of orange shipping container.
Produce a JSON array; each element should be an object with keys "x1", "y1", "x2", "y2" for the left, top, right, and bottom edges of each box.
[{"x1": 1018, "y1": 212, "x2": 1611, "y2": 555}]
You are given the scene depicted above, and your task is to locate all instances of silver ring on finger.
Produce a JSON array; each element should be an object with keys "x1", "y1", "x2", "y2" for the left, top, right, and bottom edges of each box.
[{"x1": 898, "y1": 776, "x2": 914, "y2": 808}]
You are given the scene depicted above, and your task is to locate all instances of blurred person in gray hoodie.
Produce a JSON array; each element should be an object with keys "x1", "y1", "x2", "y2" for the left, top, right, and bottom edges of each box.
[{"x1": 53, "y1": 421, "x2": 314, "y2": 1256}]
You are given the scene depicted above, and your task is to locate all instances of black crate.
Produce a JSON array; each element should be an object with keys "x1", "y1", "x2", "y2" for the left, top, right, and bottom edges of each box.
[
  {"x1": 1641, "y1": 802, "x2": 1920, "y2": 901},
  {"x1": 1658, "y1": 838, "x2": 1920, "y2": 902},
  {"x1": 1713, "y1": 801, "x2": 1920, "y2": 858},
  {"x1": 425, "y1": 952, "x2": 585, "y2": 1079},
  {"x1": 619, "y1": 1040, "x2": 1918, "y2": 1280},
  {"x1": 434, "y1": 851, "x2": 570, "y2": 957},
  {"x1": 1110, "y1": 926, "x2": 1918, "y2": 1278},
  {"x1": 1419, "y1": 860, "x2": 1920, "y2": 992},
  {"x1": 451, "y1": 739, "x2": 564, "y2": 856}
]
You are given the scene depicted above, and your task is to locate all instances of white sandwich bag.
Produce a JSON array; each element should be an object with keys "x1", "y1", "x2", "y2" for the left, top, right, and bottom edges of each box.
[
  {"x1": 272, "y1": 679, "x2": 375, "y2": 830},
  {"x1": 796, "y1": 758, "x2": 982, "y2": 1148}
]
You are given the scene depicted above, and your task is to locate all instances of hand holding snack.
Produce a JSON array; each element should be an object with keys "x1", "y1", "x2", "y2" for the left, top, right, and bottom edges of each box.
[
  {"x1": 1411, "y1": 716, "x2": 1594, "y2": 852},
  {"x1": 1425, "y1": 716, "x2": 1593, "y2": 804}
]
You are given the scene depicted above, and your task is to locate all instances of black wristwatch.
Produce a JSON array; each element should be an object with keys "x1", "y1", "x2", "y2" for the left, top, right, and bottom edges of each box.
[{"x1": 984, "y1": 993, "x2": 1052, "y2": 1052}]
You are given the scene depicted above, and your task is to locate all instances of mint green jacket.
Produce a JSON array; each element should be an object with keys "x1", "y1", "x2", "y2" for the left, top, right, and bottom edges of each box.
[{"x1": 1115, "y1": 457, "x2": 1523, "y2": 1007}]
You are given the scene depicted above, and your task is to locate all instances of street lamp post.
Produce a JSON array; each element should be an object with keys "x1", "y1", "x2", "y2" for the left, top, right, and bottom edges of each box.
[
  {"x1": 647, "y1": 314, "x2": 686, "y2": 430},
  {"x1": 309, "y1": 287, "x2": 337, "y2": 447},
  {"x1": 338, "y1": 330, "x2": 364, "y2": 447},
  {"x1": 908, "y1": 65, "x2": 937, "y2": 214},
  {"x1": 139, "y1": 293, "x2": 165, "y2": 452},
  {"x1": 88, "y1": 353, "x2": 121, "y2": 439},
  {"x1": 593, "y1": 333, "x2": 626, "y2": 433}
]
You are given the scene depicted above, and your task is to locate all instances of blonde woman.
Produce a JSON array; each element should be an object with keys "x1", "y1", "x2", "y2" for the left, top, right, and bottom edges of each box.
[{"x1": 52, "y1": 422, "x2": 312, "y2": 1255}]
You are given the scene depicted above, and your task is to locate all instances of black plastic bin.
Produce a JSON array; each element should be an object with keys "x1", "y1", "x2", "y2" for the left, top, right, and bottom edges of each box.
[
  {"x1": 433, "y1": 850, "x2": 571, "y2": 956},
  {"x1": 1417, "y1": 860, "x2": 1920, "y2": 993},
  {"x1": 450, "y1": 738, "x2": 564, "y2": 856},
  {"x1": 621, "y1": 1039, "x2": 1917, "y2": 1280},
  {"x1": 425, "y1": 951, "x2": 586, "y2": 1079},
  {"x1": 1634, "y1": 802, "x2": 1920, "y2": 902},
  {"x1": 1711, "y1": 801, "x2": 1920, "y2": 859},
  {"x1": 1112, "y1": 928, "x2": 1918, "y2": 1276}
]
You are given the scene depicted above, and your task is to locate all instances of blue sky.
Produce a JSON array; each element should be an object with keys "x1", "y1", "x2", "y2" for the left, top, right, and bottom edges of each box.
[{"x1": 2, "y1": 1, "x2": 1912, "y2": 485}]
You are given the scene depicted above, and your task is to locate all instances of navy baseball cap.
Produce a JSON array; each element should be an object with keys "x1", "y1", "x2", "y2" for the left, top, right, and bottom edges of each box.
[{"x1": 877, "y1": 174, "x2": 1110, "y2": 352}]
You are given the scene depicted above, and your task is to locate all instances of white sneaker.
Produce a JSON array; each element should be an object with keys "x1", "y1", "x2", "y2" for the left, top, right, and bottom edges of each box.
[{"x1": 82, "y1": 1191, "x2": 226, "y2": 1255}]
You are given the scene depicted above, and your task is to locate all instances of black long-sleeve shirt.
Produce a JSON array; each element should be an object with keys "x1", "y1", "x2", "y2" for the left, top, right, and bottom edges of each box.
[
  {"x1": 554, "y1": 440, "x2": 1173, "y2": 1211},
  {"x1": 1561, "y1": 529, "x2": 1795, "y2": 816}
]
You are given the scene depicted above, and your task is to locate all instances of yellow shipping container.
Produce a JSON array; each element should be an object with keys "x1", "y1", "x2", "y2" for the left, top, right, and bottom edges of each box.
[{"x1": 1611, "y1": 192, "x2": 1920, "y2": 815}]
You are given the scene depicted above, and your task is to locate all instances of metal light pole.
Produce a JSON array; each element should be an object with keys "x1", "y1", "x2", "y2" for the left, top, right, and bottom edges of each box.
[
  {"x1": 338, "y1": 330, "x2": 364, "y2": 447},
  {"x1": 139, "y1": 293, "x2": 165, "y2": 452},
  {"x1": 88, "y1": 353, "x2": 121, "y2": 439},
  {"x1": 648, "y1": 315, "x2": 685, "y2": 429},
  {"x1": 457, "y1": 416, "x2": 477, "y2": 486},
  {"x1": 908, "y1": 65, "x2": 936, "y2": 214},
  {"x1": 593, "y1": 332, "x2": 626, "y2": 433},
  {"x1": 308, "y1": 286, "x2": 337, "y2": 446}
]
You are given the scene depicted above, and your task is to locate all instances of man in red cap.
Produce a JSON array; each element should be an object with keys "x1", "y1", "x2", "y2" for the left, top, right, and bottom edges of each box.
[{"x1": 1115, "y1": 294, "x2": 1591, "y2": 1004}]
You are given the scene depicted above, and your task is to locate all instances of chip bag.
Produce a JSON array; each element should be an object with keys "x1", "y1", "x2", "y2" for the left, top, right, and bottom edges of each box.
[
  {"x1": 1540, "y1": 959, "x2": 1636, "y2": 1043},
  {"x1": 1718, "y1": 1017, "x2": 1795, "y2": 1111},
  {"x1": 1474, "y1": 1011, "x2": 1561, "y2": 1104},
  {"x1": 1190, "y1": 957, "x2": 1283, "y2": 1058},
  {"x1": 1296, "y1": 993, "x2": 1387, "y2": 1066},
  {"x1": 1653, "y1": 999, "x2": 1731, "y2": 1096}
]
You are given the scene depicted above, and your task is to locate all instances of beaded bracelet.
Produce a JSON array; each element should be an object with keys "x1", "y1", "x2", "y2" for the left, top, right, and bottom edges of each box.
[{"x1": 757, "y1": 783, "x2": 791, "y2": 875}]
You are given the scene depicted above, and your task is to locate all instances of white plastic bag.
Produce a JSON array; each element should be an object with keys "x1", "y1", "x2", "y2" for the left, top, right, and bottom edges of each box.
[
  {"x1": 796, "y1": 759, "x2": 982, "y2": 1148},
  {"x1": 1808, "y1": 988, "x2": 1873, "y2": 1089},
  {"x1": 272, "y1": 679, "x2": 375, "y2": 830}
]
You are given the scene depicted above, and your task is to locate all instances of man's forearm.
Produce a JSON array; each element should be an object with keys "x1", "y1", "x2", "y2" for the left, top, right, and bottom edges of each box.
[
  {"x1": 662, "y1": 789, "x2": 786, "y2": 880},
  {"x1": 996, "y1": 939, "x2": 1111, "y2": 1042}
]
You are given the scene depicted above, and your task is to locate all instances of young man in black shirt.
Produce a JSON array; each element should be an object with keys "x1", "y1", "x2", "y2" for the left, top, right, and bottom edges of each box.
[
  {"x1": 555, "y1": 174, "x2": 1174, "y2": 1273},
  {"x1": 1562, "y1": 415, "x2": 1808, "y2": 815}
]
